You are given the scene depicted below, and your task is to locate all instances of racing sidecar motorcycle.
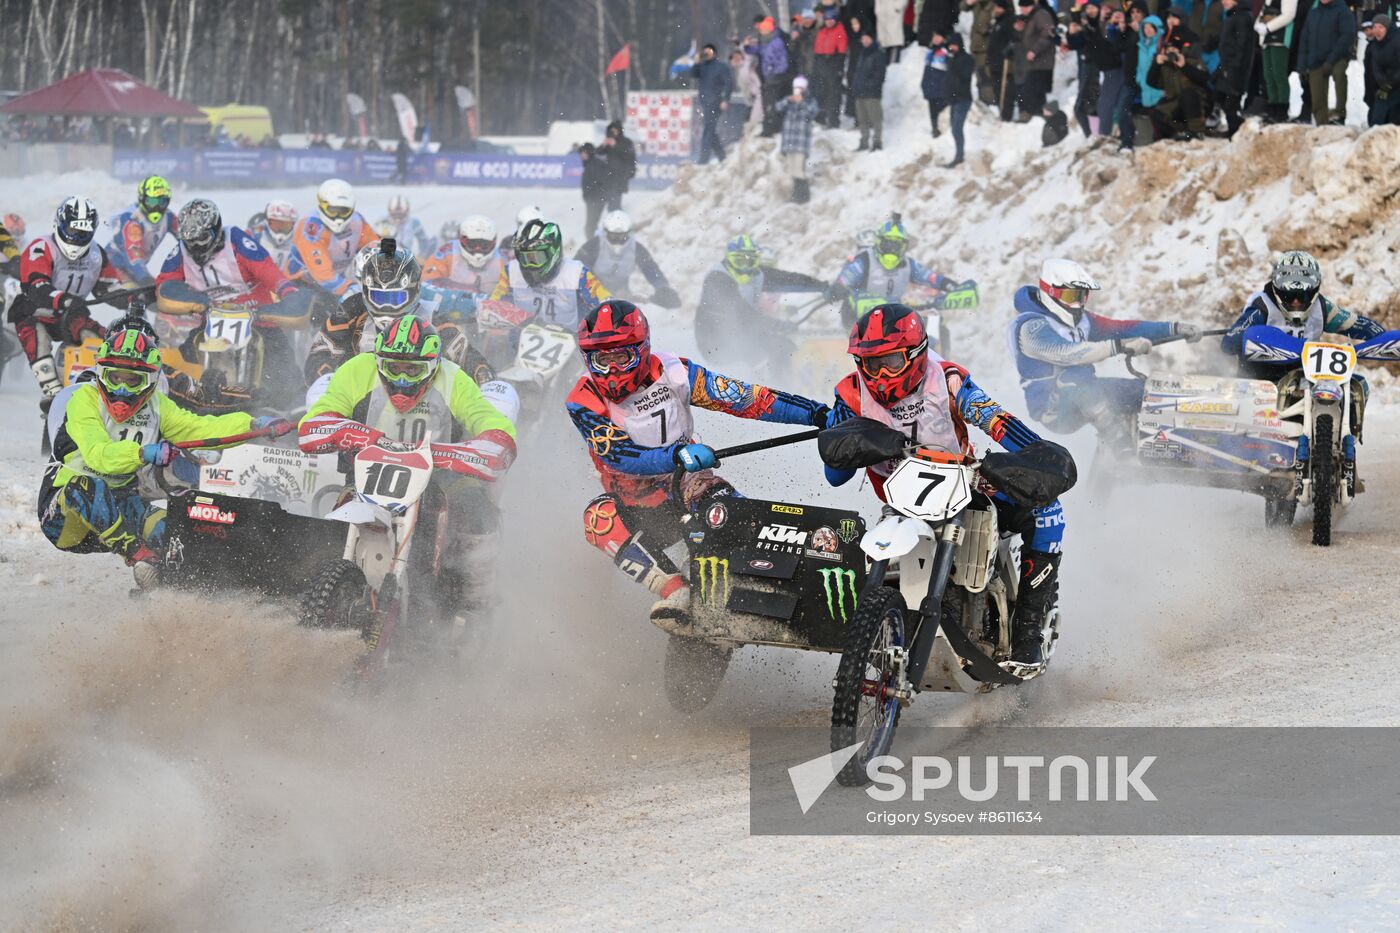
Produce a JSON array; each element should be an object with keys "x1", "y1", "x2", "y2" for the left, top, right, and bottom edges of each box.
[{"x1": 1107, "y1": 325, "x2": 1400, "y2": 546}]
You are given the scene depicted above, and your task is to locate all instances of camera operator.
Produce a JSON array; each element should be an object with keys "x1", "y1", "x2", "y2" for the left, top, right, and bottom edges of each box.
[{"x1": 1146, "y1": 5, "x2": 1212, "y2": 140}]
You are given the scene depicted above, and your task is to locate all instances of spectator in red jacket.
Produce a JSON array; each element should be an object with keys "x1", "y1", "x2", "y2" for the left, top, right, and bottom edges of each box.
[{"x1": 813, "y1": 6, "x2": 850, "y2": 127}]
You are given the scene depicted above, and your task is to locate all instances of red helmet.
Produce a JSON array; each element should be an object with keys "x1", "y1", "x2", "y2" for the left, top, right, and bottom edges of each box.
[
  {"x1": 848, "y1": 303, "x2": 929, "y2": 407},
  {"x1": 578, "y1": 299, "x2": 651, "y2": 401}
]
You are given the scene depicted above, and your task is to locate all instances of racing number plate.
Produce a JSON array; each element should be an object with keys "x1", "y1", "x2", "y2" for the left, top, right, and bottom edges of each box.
[
  {"x1": 1301, "y1": 341, "x2": 1356, "y2": 383},
  {"x1": 202, "y1": 309, "x2": 254, "y2": 352},
  {"x1": 515, "y1": 323, "x2": 575, "y2": 377},
  {"x1": 882, "y1": 457, "x2": 972, "y2": 522},
  {"x1": 354, "y1": 444, "x2": 433, "y2": 509}
]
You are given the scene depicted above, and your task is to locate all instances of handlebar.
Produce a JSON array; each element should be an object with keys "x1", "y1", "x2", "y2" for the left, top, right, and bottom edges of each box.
[{"x1": 1124, "y1": 327, "x2": 1231, "y2": 380}]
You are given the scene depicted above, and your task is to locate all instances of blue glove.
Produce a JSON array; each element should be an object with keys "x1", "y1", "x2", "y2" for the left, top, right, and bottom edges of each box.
[
  {"x1": 251, "y1": 416, "x2": 295, "y2": 437},
  {"x1": 675, "y1": 443, "x2": 718, "y2": 473},
  {"x1": 141, "y1": 441, "x2": 177, "y2": 466}
]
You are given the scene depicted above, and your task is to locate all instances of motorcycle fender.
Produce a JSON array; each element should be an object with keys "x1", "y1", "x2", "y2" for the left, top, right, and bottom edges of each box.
[
  {"x1": 327, "y1": 498, "x2": 390, "y2": 528},
  {"x1": 497, "y1": 364, "x2": 544, "y2": 386},
  {"x1": 860, "y1": 515, "x2": 931, "y2": 561}
]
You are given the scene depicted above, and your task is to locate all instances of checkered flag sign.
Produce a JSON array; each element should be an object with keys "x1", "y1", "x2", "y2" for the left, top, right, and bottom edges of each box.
[{"x1": 625, "y1": 91, "x2": 695, "y2": 156}]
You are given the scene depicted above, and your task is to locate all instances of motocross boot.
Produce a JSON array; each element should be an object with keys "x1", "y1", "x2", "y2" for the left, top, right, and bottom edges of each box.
[
  {"x1": 649, "y1": 575, "x2": 692, "y2": 635},
  {"x1": 126, "y1": 544, "x2": 164, "y2": 591},
  {"x1": 1009, "y1": 550, "x2": 1060, "y2": 667}
]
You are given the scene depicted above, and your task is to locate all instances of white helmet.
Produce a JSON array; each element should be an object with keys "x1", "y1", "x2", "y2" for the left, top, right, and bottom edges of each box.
[
  {"x1": 263, "y1": 200, "x2": 297, "y2": 247},
  {"x1": 601, "y1": 210, "x2": 632, "y2": 251},
  {"x1": 457, "y1": 215, "x2": 498, "y2": 269},
  {"x1": 1037, "y1": 258, "x2": 1101, "y2": 327},
  {"x1": 387, "y1": 194, "x2": 410, "y2": 224},
  {"x1": 515, "y1": 204, "x2": 544, "y2": 234},
  {"x1": 316, "y1": 178, "x2": 356, "y2": 234}
]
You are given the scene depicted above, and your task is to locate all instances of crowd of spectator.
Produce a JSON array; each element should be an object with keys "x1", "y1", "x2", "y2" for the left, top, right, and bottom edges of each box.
[{"x1": 684, "y1": 0, "x2": 1400, "y2": 177}]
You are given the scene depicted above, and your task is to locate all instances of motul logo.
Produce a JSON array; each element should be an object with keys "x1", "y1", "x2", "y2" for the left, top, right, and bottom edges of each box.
[{"x1": 187, "y1": 503, "x2": 236, "y2": 524}]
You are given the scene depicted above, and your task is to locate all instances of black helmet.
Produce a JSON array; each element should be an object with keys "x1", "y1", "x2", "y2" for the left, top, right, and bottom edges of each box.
[
  {"x1": 513, "y1": 218, "x2": 563, "y2": 287},
  {"x1": 177, "y1": 198, "x2": 225, "y2": 266},
  {"x1": 357, "y1": 237, "x2": 422, "y2": 325}
]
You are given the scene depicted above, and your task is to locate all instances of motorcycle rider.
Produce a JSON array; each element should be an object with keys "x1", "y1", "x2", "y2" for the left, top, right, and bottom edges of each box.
[
  {"x1": 1222, "y1": 250, "x2": 1383, "y2": 434},
  {"x1": 567, "y1": 299, "x2": 830, "y2": 628},
  {"x1": 287, "y1": 178, "x2": 378, "y2": 296},
  {"x1": 422, "y1": 215, "x2": 505, "y2": 295},
  {"x1": 828, "y1": 303, "x2": 1067, "y2": 667},
  {"x1": 105, "y1": 175, "x2": 178, "y2": 288},
  {"x1": 305, "y1": 237, "x2": 501, "y2": 407},
  {"x1": 246, "y1": 199, "x2": 299, "y2": 274},
  {"x1": 379, "y1": 195, "x2": 434, "y2": 259},
  {"x1": 154, "y1": 198, "x2": 303, "y2": 409},
  {"x1": 9, "y1": 197, "x2": 125, "y2": 414},
  {"x1": 1007, "y1": 257, "x2": 1203, "y2": 440},
  {"x1": 484, "y1": 217, "x2": 610, "y2": 333},
  {"x1": 2, "y1": 212, "x2": 26, "y2": 276},
  {"x1": 828, "y1": 218, "x2": 978, "y2": 327},
  {"x1": 695, "y1": 233, "x2": 826, "y2": 369},
  {"x1": 39, "y1": 321, "x2": 292, "y2": 588},
  {"x1": 572, "y1": 210, "x2": 681, "y2": 308}
]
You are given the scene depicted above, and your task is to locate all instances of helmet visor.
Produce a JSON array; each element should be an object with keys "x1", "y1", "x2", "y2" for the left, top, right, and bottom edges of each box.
[
  {"x1": 856, "y1": 340, "x2": 926, "y2": 379},
  {"x1": 606, "y1": 231, "x2": 630, "y2": 247},
  {"x1": 58, "y1": 220, "x2": 96, "y2": 249},
  {"x1": 378, "y1": 358, "x2": 433, "y2": 381},
  {"x1": 268, "y1": 216, "x2": 295, "y2": 236},
  {"x1": 876, "y1": 236, "x2": 907, "y2": 262},
  {"x1": 320, "y1": 203, "x2": 354, "y2": 222},
  {"x1": 727, "y1": 250, "x2": 761, "y2": 274},
  {"x1": 518, "y1": 247, "x2": 552, "y2": 269},
  {"x1": 460, "y1": 236, "x2": 497, "y2": 256},
  {"x1": 367, "y1": 288, "x2": 412, "y2": 310},
  {"x1": 100, "y1": 365, "x2": 154, "y2": 394},
  {"x1": 1047, "y1": 285, "x2": 1091, "y2": 309},
  {"x1": 585, "y1": 346, "x2": 642, "y2": 375},
  {"x1": 1275, "y1": 283, "x2": 1316, "y2": 311},
  {"x1": 140, "y1": 194, "x2": 171, "y2": 222}
]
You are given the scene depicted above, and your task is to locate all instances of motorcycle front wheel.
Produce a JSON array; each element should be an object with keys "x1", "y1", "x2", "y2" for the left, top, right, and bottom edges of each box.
[{"x1": 831, "y1": 586, "x2": 907, "y2": 787}]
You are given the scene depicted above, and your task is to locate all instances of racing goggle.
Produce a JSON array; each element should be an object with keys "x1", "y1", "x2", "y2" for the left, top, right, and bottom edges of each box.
[
  {"x1": 517, "y1": 247, "x2": 552, "y2": 268},
  {"x1": 726, "y1": 250, "x2": 761, "y2": 273},
  {"x1": 99, "y1": 365, "x2": 155, "y2": 395},
  {"x1": 876, "y1": 237, "x2": 907, "y2": 260},
  {"x1": 140, "y1": 195, "x2": 171, "y2": 222},
  {"x1": 319, "y1": 202, "x2": 354, "y2": 222},
  {"x1": 367, "y1": 288, "x2": 413, "y2": 310},
  {"x1": 1045, "y1": 284, "x2": 1092, "y2": 309},
  {"x1": 606, "y1": 231, "x2": 630, "y2": 247},
  {"x1": 585, "y1": 345, "x2": 642, "y2": 374},
  {"x1": 57, "y1": 221, "x2": 95, "y2": 247},
  {"x1": 460, "y1": 236, "x2": 497, "y2": 256},
  {"x1": 856, "y1": 339, "x2": 927, "y2": 379},
  {"x1": 1275, "y1": 284, "x2": 1317, "y2": 310},
  {"x1": 377, "y1": 358, "x2": 434, "y2": 383},
  {"x1": 267, "y1": 217, "x2": 295, "y2": 236}
]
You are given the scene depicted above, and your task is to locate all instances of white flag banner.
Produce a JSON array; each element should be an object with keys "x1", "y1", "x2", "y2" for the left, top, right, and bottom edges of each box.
[{"x1": 390, "y1": 93, "x2": 418, "y2": 142}]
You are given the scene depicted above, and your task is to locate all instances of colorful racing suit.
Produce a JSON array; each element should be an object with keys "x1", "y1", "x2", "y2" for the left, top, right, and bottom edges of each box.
[
  {"x1": 38, "y1": 383, "x2": 251, "y2": 561},
  {"x1": 378, "y1": 214, "x2": 434, "y2": 259},
  {"x1": 566, "y1": 353, "x2": 828, "y2": 594},
  {"x1": 286, "y1": 213, "x2": 377, "y2": 296},
  {"x1": 1006, "y1": 284, "x2": 1178, "y2": 435},
  {"x1": 8, "y1": 236, "x2": 122, "y2": 402},
  {"x1": 106, "y1": 204, "x2": 178, "y2": 286},
  {"x1": 486, "y1": 258, "x2": 610, "y2": 331},
  {"x1": 422, "y1": 243, "x2": 505, "y2": 295}
]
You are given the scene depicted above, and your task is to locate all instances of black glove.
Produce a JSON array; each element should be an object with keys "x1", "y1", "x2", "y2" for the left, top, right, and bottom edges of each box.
[
  {"x1": 809, "y1": 403, "x2": 832, "y2": 428},
  {"x1": 651, "y1": 285, "x2": 682, "y2": 309},
  {"x1": 57, "y1": 292, "x2": 89, "y2": 317},
  {"x1": 825, "y1": 282, "x2": 849, "y2": 303}
]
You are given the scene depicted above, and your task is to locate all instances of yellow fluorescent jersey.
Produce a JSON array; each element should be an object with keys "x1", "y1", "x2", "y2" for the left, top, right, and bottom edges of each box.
[{"x1": 50, "y1": 384, "x2": 253, "y2": 488}]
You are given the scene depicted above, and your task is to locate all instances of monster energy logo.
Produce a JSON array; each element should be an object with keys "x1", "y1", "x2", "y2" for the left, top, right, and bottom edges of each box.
[
  {"x1": 838, "y1": 518, "x2": 858, "y2": 543},
  {"x1": 303, "y1": 469, "x2": 319, "y2": 494},
  {"x1": 818, "y1": 568, "x2": 859, "y2": 623},
  {"x1": 694, "y1": 557, "x2": 729, "y2": 607}
]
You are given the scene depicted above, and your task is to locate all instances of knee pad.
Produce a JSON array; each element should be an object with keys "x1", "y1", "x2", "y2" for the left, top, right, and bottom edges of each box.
[{"x1": 1028, "y1": 499, "x2": 1065, "y2": 554}]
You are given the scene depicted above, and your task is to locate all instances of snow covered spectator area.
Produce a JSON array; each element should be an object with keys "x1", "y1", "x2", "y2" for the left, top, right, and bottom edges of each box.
[{"x1": 645, "y1": 49, "x2": 1400, "y2": 386}]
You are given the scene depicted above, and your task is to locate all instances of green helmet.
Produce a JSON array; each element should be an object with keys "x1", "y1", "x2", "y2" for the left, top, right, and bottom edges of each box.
[
  {"x1": 95, "y1": 324, "x2": 162, "y2": 423},
  {"x1": 138, "y1": 175, "x2": 173, "y2": 225},
  {"x1": 874, "y1": 220, "x2": 909, "y2": 271},
  {"x1": 514, "y1": 218, "x2": 563, "y2": 287},
  {"x1": 723, "y1": 234, "x2": 763, "y2": 285},
  {"x1": 374, "y1": 315, "x2": 442, "y2": 412}
]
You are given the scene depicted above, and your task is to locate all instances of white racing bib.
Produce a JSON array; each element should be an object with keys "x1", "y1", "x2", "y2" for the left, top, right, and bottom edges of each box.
[
  {"x1": 605, "y1": 352, "x2": 694, "y2": 448},
  {"x1": 507, "y1": 258, "x2": 585, "y2": 329},
  {"x1": 1257, "y1": 289, "x2": 1324, "y2": 341},
  {"x1": 180, "y1": 231, "x2": 256, "y2": 304},
  {"x1": 858, "y1": 357, "x2": 962, "y2": 477}
]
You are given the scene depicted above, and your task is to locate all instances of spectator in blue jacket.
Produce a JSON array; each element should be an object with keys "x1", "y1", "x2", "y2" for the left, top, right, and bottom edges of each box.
[
  {"x1": 690, "y1": 44, "x2": 735, "y2": 164},
  {"x1": 921, "y1": 36, "x2": 951, "y2": 137},
  {"x1": 1297, "y1": 0, "x2": 1355, "y2": 125}
]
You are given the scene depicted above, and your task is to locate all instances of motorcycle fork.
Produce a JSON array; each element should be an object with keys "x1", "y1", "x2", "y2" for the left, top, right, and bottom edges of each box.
[{"x1": 905, "y1": 520, "x2": 963, "y2": 689}]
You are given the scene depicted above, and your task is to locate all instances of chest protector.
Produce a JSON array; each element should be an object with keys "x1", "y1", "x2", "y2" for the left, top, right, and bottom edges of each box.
[
  {"x1": 508, "y1": 258, "x2": 584, "y2": 329},
  {"x1": 327, "y1": 218, "x2": 368, "y2": 275},
  {"x1": 447, "y1": 250, "x2": 502, "y2": 294},
  {"x1": 605, "y1": 353, "x2": 694, "y2": 449},
  {"x1": 590, "y1": 239, "x2": 638, "y2": 293},
  {"x1": 859, "y1": 248, "x2": 913, "y2": 301},
  {"x1": 182, "y1": 232, "x2": 256, "y2": 305},
  {"x1": 66, "y1": 389, "x2": 162, "y2": 486},
  {"x1": 361, "y1": 360, "x2": 466, "y2": 445},
  {"x1": 1257, "y1": 290, "x2": 1324, "y2": 341},
  {"x1": 857, "y1": 358, "x2": 962, "y2": 477},
  {"x1": 44, "y1": 236, "x2": 105, "y2": 298},
  {"x1": 256, "y1": 230, "x2": 292, "y2": 272}
]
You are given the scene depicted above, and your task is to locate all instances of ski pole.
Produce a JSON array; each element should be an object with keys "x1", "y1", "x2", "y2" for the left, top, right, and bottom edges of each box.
[
  {"x1": 790, "y1": 293, "x2": 832, "y2": 326},
  {"x1": 712, "y1": 428, "x2": 822, "y2": 462},
  {"x1": 91, "y1": 284, "x2": 157, "y2": 310},
  {"x1": 173, "y1": 425, "x2": 279, "y2": 450}
]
